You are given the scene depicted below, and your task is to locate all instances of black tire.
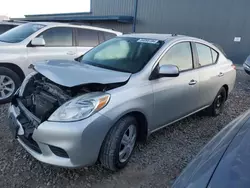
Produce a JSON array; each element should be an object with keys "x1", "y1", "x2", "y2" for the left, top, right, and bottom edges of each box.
[
  {"x1": 0, "y1": 67, "x2": 21, "y2": 104},
  {"x1": 99, "y1": 116, "x2": 138, "y2": 171},
  {"x1": 207, "y1": 87, "x2": 227, "y2": 116}
]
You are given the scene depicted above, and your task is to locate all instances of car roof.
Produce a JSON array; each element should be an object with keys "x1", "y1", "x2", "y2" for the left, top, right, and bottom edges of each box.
[
  {"x1": 33, "y1": 22, "x2": 70, "y2": 26},
  {"x1": 121, "y1": 33, "x2": 189, "y2": 41},
  {"x1": 0, "y1": 21, "x2": 22, "y2": 26},
  {"x1": 25, "y1": 22, "x2": 122, "y2": 35},
  {"x1": 120, "y1": 33, "x2": 213, "y2": 44}
]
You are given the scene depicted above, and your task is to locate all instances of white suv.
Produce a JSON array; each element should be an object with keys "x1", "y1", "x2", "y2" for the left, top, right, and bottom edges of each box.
[
  {"x1": 0, "y1": 22, "x2": 122, "y2": 103},
  {"x1": 0, "y1": 21, "x2": 21, "y2": 35}
]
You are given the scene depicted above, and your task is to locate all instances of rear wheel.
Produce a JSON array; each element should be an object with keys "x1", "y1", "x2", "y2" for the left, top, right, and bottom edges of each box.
[
  {"x1": 207, "y1": 87, "x2": 227, "y2": 116},
  {"x1": 0, "y1": 67, "x2": 21, "y2": 104},
  {"x1": 99, "y1": 116, "x2": 137, "y2": 171}
]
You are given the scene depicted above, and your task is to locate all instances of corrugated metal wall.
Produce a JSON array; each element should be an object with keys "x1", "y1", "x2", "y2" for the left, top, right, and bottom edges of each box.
[
  {"x1": 90, "y1": 0, "x2": 134, "y2": 33},
  {"x1": 91, "y1": 0, "x2": 134, "y2": 16},
  {"x1": 91, "y1": 0, "x2": 250, "y2": 63}
]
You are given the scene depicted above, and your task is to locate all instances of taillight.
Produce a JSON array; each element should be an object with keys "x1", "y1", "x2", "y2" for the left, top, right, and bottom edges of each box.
[{"x1": 231, "y1": 64, "x2": 236, "y2": 70}]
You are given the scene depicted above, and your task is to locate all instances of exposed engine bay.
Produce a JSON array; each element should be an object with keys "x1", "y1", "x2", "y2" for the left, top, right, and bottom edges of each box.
[{"x1": 14, "y1": 73, "x2": 125, "y2": 137}]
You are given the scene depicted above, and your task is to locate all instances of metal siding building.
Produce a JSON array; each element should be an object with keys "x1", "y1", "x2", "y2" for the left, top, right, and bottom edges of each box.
[
  {"x1": 90, "y1": 0, "x2": 250, "y2": 64},
  {"x1": 19, "y1": 0, "x2": 250, "y2": 63}
]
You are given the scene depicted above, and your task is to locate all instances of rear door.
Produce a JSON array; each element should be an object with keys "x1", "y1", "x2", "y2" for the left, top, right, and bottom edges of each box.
[
  {"x1": 151, "y1": 42, "x2": 200, "y2": 129},
  {"x1": 193, "y1": 42, "x2": 222, "y2": 107},
  {"x1": 27, "y1": 27, "x2": 77, "y2": 65},
  {"x1": 75, "y1": 28, "x2": 117, "y2": 57}
]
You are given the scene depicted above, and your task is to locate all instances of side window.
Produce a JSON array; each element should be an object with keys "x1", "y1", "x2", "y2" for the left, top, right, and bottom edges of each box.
[
  {"x1": 159, "y1": 42, "x2": 193, "y2": 71},
  {"x1": 104, "y1": 32, "x2": 117, "y2": 41},
  {"x1": 196, "y1": 43, "x2": 213, "y2": 66},
  {"x1": 211, "y1": 49, "x2": 219, "y2": 63},
  {"x1": 98, "y1": 32, "x2": 117, "y2": 43},
  {"x1": 38, "y1": 27, "x2": 73, "y2": 47},
  {"x1": 77, "y1": 28, "x2": 99, "y2": 47}
]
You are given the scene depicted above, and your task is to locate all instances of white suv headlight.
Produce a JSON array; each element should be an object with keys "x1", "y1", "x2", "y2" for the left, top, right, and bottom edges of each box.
[{"x1": 48, "y1": 93, "x2": 110, "y2": 122}]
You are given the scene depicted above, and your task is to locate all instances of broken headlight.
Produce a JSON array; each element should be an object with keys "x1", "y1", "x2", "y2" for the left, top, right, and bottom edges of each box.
[
  {"x1": 19, "y1": 71, "x2": 37, "y2": 96},
  {"x1": 48, "y1": 93, "x2": 110, "y2": 122}
]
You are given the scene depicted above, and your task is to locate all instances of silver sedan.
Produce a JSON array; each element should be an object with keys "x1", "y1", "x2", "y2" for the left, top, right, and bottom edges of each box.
[{"x1": 8, "y1": 34, "x2": 236, "y2": 171}]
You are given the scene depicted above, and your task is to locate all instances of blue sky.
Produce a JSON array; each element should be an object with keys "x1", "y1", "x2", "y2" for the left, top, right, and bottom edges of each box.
[{"x1": 0, "y1": 0, "x2": 91, "y2": 18}]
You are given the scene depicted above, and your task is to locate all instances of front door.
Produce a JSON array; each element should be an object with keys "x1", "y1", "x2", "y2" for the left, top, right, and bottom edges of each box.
[
  {"x1": 151, "y1": 42, "x2": 200, "y2": 131},
  {"x1": 27, "y1": 27, "x2": 77, "y2": 73}
]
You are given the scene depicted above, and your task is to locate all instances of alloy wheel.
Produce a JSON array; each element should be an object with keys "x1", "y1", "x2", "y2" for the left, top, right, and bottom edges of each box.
[
  {"x1": 215, "y1": 94, "x2": 224, "y2": 114},
  {"x1": 119, "y1": 124, "x2": 137, "y2": 163},
  {"x1": 0, "y1": 75, "x2": 15, "y2": 100}
]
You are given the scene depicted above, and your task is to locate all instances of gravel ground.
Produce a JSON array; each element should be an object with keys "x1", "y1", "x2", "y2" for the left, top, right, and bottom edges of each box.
[{"x1": 1, "y1": 69, "x2": 250, "y2": 188}]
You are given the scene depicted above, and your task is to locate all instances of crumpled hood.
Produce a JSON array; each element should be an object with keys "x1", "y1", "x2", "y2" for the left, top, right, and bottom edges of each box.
[{"x1": 33, "y1": 60, "x2": 131, "y2": 87}]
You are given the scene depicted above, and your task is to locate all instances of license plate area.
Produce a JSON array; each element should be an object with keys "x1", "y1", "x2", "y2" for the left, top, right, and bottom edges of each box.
[{"x1": 8, "y1": 113, "x2": 20, "y2": 138}]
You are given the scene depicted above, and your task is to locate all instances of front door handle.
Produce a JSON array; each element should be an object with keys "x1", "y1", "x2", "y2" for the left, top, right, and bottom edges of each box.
[
  {"x1": 218, "y1": 72, "x2": 224, "y2": 77},
  {"x1": 67, "y1": 51, "x2": 76, "y2": 55},
  {"x1": 189, "y1": 79, "x2": 197, "y2": 85}
]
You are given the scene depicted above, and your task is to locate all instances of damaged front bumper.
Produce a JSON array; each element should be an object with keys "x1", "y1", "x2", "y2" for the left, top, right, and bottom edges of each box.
[{"x1": 8, "y1": 98, "x2": 113, "y2": 168}]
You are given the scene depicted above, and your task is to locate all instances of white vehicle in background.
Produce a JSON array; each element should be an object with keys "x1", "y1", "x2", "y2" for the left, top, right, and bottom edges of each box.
[
  {"x1": 0, "y1": 22, "x2": 122, "y2": 103},
  {"x1": 0, "y1": 21, "x2": 23, "y2": 35}
]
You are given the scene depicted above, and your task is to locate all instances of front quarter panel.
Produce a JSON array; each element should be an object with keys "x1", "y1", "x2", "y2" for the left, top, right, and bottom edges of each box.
[
  {"x1": 99, "y1": 76, "x2": 154, "y2": 132},
  {"x1": 0, "y1": 45, "x2": 30, "y2": 75},
  {"x1": 33, "y1": 112, "x2": 113, "y2": 167}
]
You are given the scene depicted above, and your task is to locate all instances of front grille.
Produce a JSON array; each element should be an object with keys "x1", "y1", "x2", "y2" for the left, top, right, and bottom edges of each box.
[
  {"x1": 19, "y1": 135, "x2": 42, "y2": 154},
  {"x1": 49, "y1": 145, "x2": 69, "y2": 158}
]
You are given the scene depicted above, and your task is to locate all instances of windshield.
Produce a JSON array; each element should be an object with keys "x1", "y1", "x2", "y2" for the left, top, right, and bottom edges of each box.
[
  {"x1": 81, "y1": 37, "x2": 164, "y2": 73},
  {"x1": 0, "y1": 23, "x2": 45, "y2": 43}
]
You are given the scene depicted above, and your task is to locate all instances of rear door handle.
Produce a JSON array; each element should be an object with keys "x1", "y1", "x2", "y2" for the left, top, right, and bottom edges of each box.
[
  {"x1": 218, "y1": 72, "x2": 224, "y2": 77},
  {"x1": 189, "y1": 79, "x2": 197, "y2": 85},
  {"x1": 67, "y1": 51, "x2": 76, "y2": 55}
]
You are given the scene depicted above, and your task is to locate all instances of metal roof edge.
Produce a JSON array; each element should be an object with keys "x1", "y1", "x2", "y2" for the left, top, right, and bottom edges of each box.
[{"x1": 12, "y1": 15, "x2": 133, "y2": 23}]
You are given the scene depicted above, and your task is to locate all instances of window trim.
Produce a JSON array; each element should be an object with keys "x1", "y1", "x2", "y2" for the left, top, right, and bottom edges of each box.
[
  {"x1": 156, "y1": 41, "x2": 195, "y2": 73},
  {"x1": 193, "y1": 42, "x2": 220, "y2": 69},
  {"x1": 30, "y1": 27, "x2": 74, "y2": 47},
  {"x1": 211, "y1": 48, "x2": 219, "y2": 64}
]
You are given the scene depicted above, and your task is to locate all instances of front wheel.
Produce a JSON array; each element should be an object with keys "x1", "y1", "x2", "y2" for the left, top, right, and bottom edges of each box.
[
  {"x1": 99, "y1": 116, "x2": 138, "y2": 171},
  {"x1": 0, "y1": 67, "x2": 21, "y2": 104},
  {"x1": 207, "y1": 87, "x2": 227, "y2": 116}
]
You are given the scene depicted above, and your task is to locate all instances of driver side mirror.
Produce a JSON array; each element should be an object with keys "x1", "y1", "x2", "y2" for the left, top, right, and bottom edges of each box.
[
  {"x1": 31, "y1": 38, "x2": 45, "y2": 47},
  {"x1": 158, "y1": 64, "x2": 179, "y2": 78}
]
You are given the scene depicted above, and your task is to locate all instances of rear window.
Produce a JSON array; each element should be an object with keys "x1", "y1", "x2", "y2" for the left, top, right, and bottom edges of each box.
[
  {"x1": 76, "y1": 28, "x2": 99, "y2": 47},
  {"x1": 99, "y1": 32, "x2": 117, "y2": 43}
]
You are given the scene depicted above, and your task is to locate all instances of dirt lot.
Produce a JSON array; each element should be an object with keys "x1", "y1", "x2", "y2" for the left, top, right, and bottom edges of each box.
[{"x1": 0, "y1": 69, "x2": 250, "y2": 188}]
